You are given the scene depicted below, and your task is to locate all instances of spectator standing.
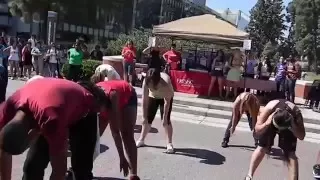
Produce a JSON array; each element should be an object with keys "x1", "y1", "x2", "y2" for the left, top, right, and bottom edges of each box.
[
  {"x1": 28, "y1": 34, "x2": 36, "y2": 48},
  {"x1": 286, "y1": 56, "x2": 301, "y2": 103},
  {"x1": 0, "y1": 37, "x2": 8, "y2": 69},
  {"x1": 17, "y1": 38, "x2": 24, "y2": 78},
  {"x1": 67, "y1": 41, "x2": 83, "y2": 81},
  {"x1": 31, "y1": 41, "x2": 44, "y2": 75},
  {"x1": 90, "y1": 45, "x2": 103, "y2": 61},
  {"x1": 4, "y1": 40, "x2": 20, "y2": 79},
  {"x1": 21, "y1": 42, "x2": 33, "y2": 79},
  {"x1": 45, "y1": 42, "x2": 59, "y2": 77},
  {"x1": 163, "y1": 44, "x2": 182, "y2": 72},
  {"x1": 82, "y1": 45, "x2": 90, "y2": 59},
  {"x1": 122, "y1": 40, "x2": 136, "y2": 85},
  {"x1": 142, "y1": 46, "x2": 164, "y2": 70},
  {"x1": 274, "y1": 56, "x2": 287, "y2": 93}
]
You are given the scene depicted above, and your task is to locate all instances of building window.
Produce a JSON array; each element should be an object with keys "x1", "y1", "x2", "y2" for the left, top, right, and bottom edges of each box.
[
  {"x1": 83, "y1": 27, "x2": 88, "y2": 34},
  {"x1": 70, "y1": 24, "x2": 75, "y2": 32},
  {"x1": 63, "y1": 23, "x2": 69, "y2": 31},
  {"x1": 89, "y1": 28, "x2": 93, "y2": 35}
]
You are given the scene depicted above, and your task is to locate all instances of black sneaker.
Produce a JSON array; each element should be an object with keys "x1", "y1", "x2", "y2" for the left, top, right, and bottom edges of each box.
[
  {"x1": 221, "y1": 141, "x2": 228, "y2": 148},
  {"x1": 313, "y1": 164, "x2": 320, "y2": 178}
]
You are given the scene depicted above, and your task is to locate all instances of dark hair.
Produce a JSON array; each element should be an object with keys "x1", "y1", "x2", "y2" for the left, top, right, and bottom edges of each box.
[
  {"x1": 77, "y1": 81, "x2": 111, "y2": 108},
  {"x1": 171, "y1": 44, "x2": 176, "y2": 48},
  {"x1": 216, "y1": 49, "x2": 225, "y2": 62},
  {"x1": 145, "y1": 68, "x2": 161, "y2": 87},
  {"x1": 273, "y1": 109, "x2": 293, "y2": 130}
]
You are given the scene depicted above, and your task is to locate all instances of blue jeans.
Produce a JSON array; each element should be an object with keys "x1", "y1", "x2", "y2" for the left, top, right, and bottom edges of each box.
[
  {"x1": 286, "y1": 78, "x2": 296, "y2": 103},
  {"x1": 48, "y1": 63, "x2": 58, "y2": 77}
]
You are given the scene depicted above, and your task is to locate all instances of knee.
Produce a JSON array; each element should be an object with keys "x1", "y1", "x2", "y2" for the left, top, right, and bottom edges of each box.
[
  {"x1": 287, "y1": 152, "x2": 298, "y2": 160},
  {"x1": 255, "y1": 146, "x2": 268, "y2": 154}
]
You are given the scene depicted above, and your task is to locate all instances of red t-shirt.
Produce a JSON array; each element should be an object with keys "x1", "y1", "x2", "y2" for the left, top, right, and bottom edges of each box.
[
  {"x1": 97, "y1": 80, "x2": 133, "y2": 109},
  {"x1": 122, "y1": 46, "x2": 136, "y2": 63},
  {"x1": 0, "y1": 78, "x2": 95, "y2": 155},
  {"x1": 163, "y1": 50, "x2": 181, "y2": 70}
]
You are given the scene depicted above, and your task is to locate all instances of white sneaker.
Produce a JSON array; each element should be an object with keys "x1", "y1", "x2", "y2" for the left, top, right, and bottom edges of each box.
[
  {"x1": 166, "y1": 143, "x2": 175, "y2": 154},
  {"x1": 136, "y1": 140, "x2": 145, "y2": 148}
]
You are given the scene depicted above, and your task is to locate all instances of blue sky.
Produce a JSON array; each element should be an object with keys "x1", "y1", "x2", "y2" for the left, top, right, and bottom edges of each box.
[{"x1": 206, "y1": 0, "x2": 291, "y2": 15}]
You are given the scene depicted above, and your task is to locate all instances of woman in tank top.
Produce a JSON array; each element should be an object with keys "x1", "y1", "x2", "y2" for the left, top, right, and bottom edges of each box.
[
  {"x1": 136, "y1": 68, "x2": 175, "y2": 154},
  {"x1": 207, "y1": 50, "x2": 226, "y2": 99},
  {"x1": 4, "y1": 41, "x2": 20, "y2": 79}
]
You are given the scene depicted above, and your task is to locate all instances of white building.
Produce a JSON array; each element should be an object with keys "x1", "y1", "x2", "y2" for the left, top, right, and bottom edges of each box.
[
  {"x1": 189, "y1": 0, "x2": 206, "y2": 7},
  {"x1": 216, "y1": 8, "x2": 250, "y2": 31}
]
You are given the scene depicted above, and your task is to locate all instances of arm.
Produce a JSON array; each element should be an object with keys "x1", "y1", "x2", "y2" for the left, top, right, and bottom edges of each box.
[
  {"x1": 142, "y1": 79, "x2": 149, "y2": 121},
  {"x1": 109, "y1": 91, "x2": 125, "y2": 160},
  {"x1": 162, "y1": 52, "x2": 168, "y2": 62},
  {"x1": 0, "y1": 149, "x2": 12, "y2": 180},
  {"x1": 142, "y1": 47, "x2": 151, "y2": 55},
  {"x1": 231, "y1": 97, "x2": 241, "y2": 128},
  {"x1": 290, "y1": 110, "x2": 306, "y2": 140},
  {"x1": 121, "y1": 48, "x2": 126, "y2": 56},
  {"x1": 255, "y1": 107, "x2": 274, "y2": 136}
]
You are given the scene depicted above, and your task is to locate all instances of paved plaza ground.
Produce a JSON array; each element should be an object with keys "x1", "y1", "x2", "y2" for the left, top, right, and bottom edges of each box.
[{"x1": 5, "y1": 80, "x2": 320, "y2": 180}]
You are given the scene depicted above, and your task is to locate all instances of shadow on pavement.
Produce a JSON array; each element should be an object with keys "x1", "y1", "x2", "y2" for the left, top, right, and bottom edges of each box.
[
  {"x1": 134, "y1": 125, "x2": 159, "y2": 133},
  {"x1": 94, "y1": 177, "x2": 125, "y2": 180},
  {"x1": 145, "y1": 145, "x2": 225, "y2": 165},
  {"x1": 228, "y1": 145, "x2": 256, "y2": 151},
  {"x1": 100, "y1": 144, "x2": 109, "y2": 153}
]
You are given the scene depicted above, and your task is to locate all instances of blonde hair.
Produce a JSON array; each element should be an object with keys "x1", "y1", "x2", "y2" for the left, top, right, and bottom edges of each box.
[{"x1": 90, "y1": 72, "x2": 105, "y2": 84}]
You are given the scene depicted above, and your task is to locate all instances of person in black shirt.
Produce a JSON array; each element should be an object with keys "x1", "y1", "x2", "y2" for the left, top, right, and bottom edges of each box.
[{"x1": 90, "y1": 45, "x2": 103, "y2": 61}]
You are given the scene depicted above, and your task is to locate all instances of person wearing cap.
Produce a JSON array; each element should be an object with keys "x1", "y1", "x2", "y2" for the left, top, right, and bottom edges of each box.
[
  {"x1": 244, "y1": 99, "x2": 305, "y2": 180},
  {"x1": 0, "y1": 78, "x2": 109, "y2": 180}
]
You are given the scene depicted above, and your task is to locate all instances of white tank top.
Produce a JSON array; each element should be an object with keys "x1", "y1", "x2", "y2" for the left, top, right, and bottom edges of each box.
[{"x1": 8, "y1": 46, "x2": 19, "y2": 61}]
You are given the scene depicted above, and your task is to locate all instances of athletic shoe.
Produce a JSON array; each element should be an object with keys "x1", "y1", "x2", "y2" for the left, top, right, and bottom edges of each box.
[
  {"x1": 244, "y1": 175, "x2": 252, "y2": 180},
  {"x1": 221, "y1": 141, "x2": 228, "y2": 148},
  {"x1": 313, "y1": 164, "x2": 320, "y2": 178},
  {"x1": 166, "y1": 143, "x2": 175, "y2": 154},
  {"x1": 136, "y1": 140, "x2": 145, "y2": 148}
]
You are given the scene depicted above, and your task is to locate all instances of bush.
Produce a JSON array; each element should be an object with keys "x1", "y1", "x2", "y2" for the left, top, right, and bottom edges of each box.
[{"x1": 62, "y1": 60, "x2": 102, "y2": 81}]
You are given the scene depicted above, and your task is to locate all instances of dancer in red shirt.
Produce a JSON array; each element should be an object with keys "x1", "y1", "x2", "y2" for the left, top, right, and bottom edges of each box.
[
  {"x1": 92, "y1": 73, "x2": 139, "y2": 180},
  {"x1": 121, "y1": 40, "x2": 136, "y2": 85},
  {"x1": 0, "y1": 78, "x2": 108, "y2": 180}
]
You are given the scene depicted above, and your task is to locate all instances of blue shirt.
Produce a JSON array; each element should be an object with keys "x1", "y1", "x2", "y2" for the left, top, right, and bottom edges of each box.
[{"x1": 276, "y1": 63, "x2": 287, "y2": 80}]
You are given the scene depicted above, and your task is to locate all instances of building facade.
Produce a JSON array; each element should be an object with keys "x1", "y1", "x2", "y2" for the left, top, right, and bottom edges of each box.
[
  {"x1": 189, "y1": 0, "x2": 206, "y2": 7},
  {"x1": 217, "y1": 9, "x2": 250, "y2": 31}
]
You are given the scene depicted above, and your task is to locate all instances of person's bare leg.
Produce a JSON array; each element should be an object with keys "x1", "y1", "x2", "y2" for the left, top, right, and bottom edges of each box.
[
  {"x1": 287, "y1": 152, "x2": 299, "y2": 180},
  {"x1": 218, "y1": 77, "x2": 224, "y2": 98},
  {"x1": 122, "y1": 107, "x2": 138, "y2": 175},
  {"x1": 247, "y1": 146, "x2": 267, "y2": 177},
  {"x1": 137, "y1": 122, "x2": 151, "y2": 142},
  {"x1": 207, "y1": 77, "x2": 216, "y2": 97},
  {"x1": 164, "y1": 124, "x2": 173, "y2": 144},
  {"x1": 233, "y1": 87, "x2": 238, "y2": 100},
  {"x1": 9, "y1": 61, "x2": 14, "y2": 77},
  {"x1": 225, "y1": 87, "x2": 230, "y2": 99}
]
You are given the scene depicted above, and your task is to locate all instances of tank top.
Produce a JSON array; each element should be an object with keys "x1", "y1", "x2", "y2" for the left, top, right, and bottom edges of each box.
[
  {"x1": 212, "y1": 56, "x2": 224, "y2": 71},
  {"x1": 96, "y1": 80, "x2": 133, "y2": 108},
  {"x1": 8, "y1": 46, "x2": 19, "y2": 61}
]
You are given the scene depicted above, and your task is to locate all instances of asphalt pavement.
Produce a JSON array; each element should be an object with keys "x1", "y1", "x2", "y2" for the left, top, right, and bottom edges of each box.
[{"x1": 5, "y1": 80, "x2": 320, "y2": 180}]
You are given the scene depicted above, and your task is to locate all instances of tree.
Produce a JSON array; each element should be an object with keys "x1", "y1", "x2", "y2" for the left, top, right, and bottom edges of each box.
[
  {"x1": 293, "y1": 0, "x2": 320, "y2": 70},
  {"x1": 246, "y1": 0, "x2": 286, "y2": 56}
]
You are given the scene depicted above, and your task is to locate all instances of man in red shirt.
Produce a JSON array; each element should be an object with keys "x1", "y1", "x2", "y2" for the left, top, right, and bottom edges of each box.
[
  {"x1": 121, "y1": 40, "x2": 136, "y2": 85},
  {"x1": 162, "y1": 44, "x2": 182, "y2": 71},
  {"x1": 0, "y1": 78, "x2": 109, "y2": 180}
]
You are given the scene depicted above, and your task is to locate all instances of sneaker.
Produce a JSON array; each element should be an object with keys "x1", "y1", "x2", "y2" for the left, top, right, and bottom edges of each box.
[
  {"x1": 65, "y1": 168, "x2": 75, "y2": 180},
  {"x1": 221, "y1": 141, "x2": 228, "y2": 148},
  {"x1": 244, "y1": 175, "x2": 252, "y2": 180},
  {"x1": 165, "y1": 143, "x2": 175, "y2": 154},
  {"x1": 136, "y1": 140, "x2": 145, "y2": 148},
  {"x1": 313, "y1": 164, "x2": 320, "y2": 178}
]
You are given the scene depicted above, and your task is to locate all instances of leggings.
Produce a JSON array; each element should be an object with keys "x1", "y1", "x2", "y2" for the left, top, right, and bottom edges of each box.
[
  {"x1": 147, "y1": 97, "x2": 173, "y2": 125},
  {"x1": 22, "y1": 112, "x2": 97, "y2": 180},
  {"x1": 223, "y1": 111, "x2": 258, "y2": 143}
]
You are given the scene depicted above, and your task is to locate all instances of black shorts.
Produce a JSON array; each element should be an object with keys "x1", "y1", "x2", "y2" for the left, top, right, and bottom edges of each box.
[
  {"x1": 147, "y1": 97, "x2": 173, "y2": 125},
  {"x1": 210, "y1": 70, "x2": 224, "y2": 77},
  {"x1": 126, "y1": 89, "x2": 138, "y2": 107},
  {"x1": 258, "y1": 126, "x2": 297, "y2": 153}
]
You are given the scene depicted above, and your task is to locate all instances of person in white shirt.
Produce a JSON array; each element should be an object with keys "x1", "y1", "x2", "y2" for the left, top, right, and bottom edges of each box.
[
  {"x1": 4, "y1": 42, "x2": 20, "y2": 79},
  {"x1": 31, "y1": 41, "x2": 43, "y2": 75},
  {"x1": 28, "y1": 34, "x2": 36, "y2": 49},
  {"x1": 45, "y1": 42, "x2": 59, "y2": 77},
  {"x1": 95, "y1": 64, "x2": 121, "y2": 81}
]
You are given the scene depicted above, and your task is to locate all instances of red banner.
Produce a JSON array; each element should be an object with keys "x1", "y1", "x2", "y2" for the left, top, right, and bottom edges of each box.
[{"x1": 170, "y1": 70, "x2": 212, "y2": 95}]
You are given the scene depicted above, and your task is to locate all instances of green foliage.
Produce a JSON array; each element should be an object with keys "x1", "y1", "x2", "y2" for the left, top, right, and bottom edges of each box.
[
  {"x1": 61, "y1": 60, "x2": 102, "y2": 81},
  {"x1": 262, "y1": 41, "x2": 278, "y2": 60},
  {"x1": 246, "y1": 0, "x2": 286, "y2": 56}
]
